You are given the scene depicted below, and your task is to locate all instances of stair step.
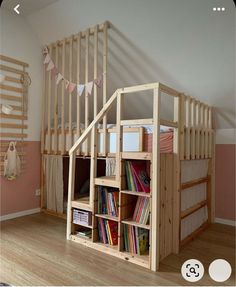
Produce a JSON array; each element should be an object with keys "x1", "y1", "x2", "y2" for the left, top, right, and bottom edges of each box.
[
  {"x1": 121, "y1": 152, "x2": 151, "y2": 160},
  {"x1": 71, "y1": 198, "x2": 92, "y2": 211},
  {"x1": 94, "y1": 176, "x2": 119, "y2": 188}
]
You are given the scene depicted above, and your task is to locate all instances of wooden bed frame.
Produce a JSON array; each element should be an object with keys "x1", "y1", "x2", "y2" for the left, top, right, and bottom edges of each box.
[{"x1": 41, "y1": 21, "x2": 215, "y2": 271}]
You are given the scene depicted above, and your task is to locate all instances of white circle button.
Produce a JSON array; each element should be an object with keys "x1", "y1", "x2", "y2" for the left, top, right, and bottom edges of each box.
[
  {"x1": 209, "y1": 259, "x2": 232, "y2": 282},
  {"x1": 181, "y1": 259, "x2": 204, "y2": 282}
]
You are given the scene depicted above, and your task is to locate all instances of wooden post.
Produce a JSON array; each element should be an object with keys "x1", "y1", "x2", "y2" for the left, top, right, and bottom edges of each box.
[
  {"x1": 41, "y1": 58, "x2": 46, "y2": 154},
  {"x1": 190, "y1": 98, "x2": 196, "y2": 159},
  {"x1": 61, "y1": 39, "x2": 66, "y2": 154},
  {"x1": 54, "y1": 44, "x2": 59, "y2": 153},
  {"x1": 179, "y1": 94, "x2": 185, "y2": 160},
  {"x1": 185, "y1": 96, "x2": 191, "y2": 159},
  {"x1": 84, "y1": 29, "x2": 89, "y2": 155},
  {"x1": 200, "y1": 103, "x2": 205, "y2": 159},
  {"x1": 76, "y1": 32, "x2": 81, "y2": 155},
  {"x1": 195, "y1": 101, "x2": 200, "y2": 159},
  {"x1": 68, "y1": 37, "x2": 73, "y2": 149},
  {"x1": 204, "y1": 106, "x2": 209, "y2": 158},
  {"x1": 47, "y1": 45, "x2": 52, "y2": 154},
  {"x1": 102, "y1": 22, "x2": 108, "y2": 155},
  {"x1": 116, "y1": 92, "x2": 122, "y2": 182},
  {"x1": 208, "y1": 108, "x2": 212, "y2": 157},
  {"x1": 151, "y1": 87, "x2": 160, "y2": 271},
  {"x1": 94, "y1": 25, "x2": 98, "y2": 117},
  {"x1": 67, "y1": 152, "x2": 76, "y2": 239},
  {"x1": 172, "y1": 95, "x2": 180, "y2": 254}
]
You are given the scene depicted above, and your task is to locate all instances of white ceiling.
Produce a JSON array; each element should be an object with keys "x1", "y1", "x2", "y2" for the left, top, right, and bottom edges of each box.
[{"x1": 1, "y1": 0, "x2": 59, "y2": 16}]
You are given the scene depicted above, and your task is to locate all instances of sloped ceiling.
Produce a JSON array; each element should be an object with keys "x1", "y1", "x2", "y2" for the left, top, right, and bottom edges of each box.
[{"x1": 25, "y1": 0, "x2": 235, "y2": 128}]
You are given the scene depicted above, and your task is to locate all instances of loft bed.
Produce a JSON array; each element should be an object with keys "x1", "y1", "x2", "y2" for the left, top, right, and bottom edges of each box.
[{"x1": 41, "y1": 21, "x2": 214, "y2": 271}]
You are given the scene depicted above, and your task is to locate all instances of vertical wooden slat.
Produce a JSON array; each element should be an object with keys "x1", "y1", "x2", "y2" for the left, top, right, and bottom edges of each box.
[
  {"x1": 94, "y1": 25, "x2": 98, "y2": 118},
  {"x1": 208, "y1": 107, "x2": 212, "y2": 157},
  {"x1": 84, "y1": 29, "x2": 89, "y2": 155},
  {"x1": 41, "y1": 57, "x2": 46, "y2": 154},
  {"x1": 185, "y1": 96, "x2": 190, "y2": 159},
  {"x1": 190, "y1": 98, "x2": 196, "y2": 159},
  {"x1": 195, "y1": 101, "x2": 200, "y2": 159},
  {"x1": 102, "y1": 22, "x2": 108, "y2": 155},
  {"x1": 151, "y1": 87, "x2": 160, "y2": 271},
  {"x1": 172, "y1": 96, "x2": 180, "y2": 254},
  {"x1": 200, "y1": 103, "x2": 205, "y2": 159},
  {"x1": 68, "y1": 37, "x2": 73, "y2": 150},
  {"x1": 54, "y1": 44, "x2": 59, "y2": 153},
  {"x1": 61, "y1": 39, "x2": 66, "y2": 154},
  {"x1": 67, "y1": 152, "x2": 76, "y2": 239},
  {"x1": 179, "y1": 94, "x2": 185, "y2": 160},
  {"x1": 115, "y1": 92, "x2": 122, "y2": 182},
  {"x1": 47, "y1": 45, "x2": 52, "y2": 154},
  {"x1": 76, "y1": 33, "x2": 81, "y2": 155},
  {"x1": 204, "y1": 106, "x2": 209, "y2": 158}
]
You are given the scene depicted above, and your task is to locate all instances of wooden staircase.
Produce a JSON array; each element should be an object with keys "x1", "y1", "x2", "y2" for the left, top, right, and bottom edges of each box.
[{"x1": 66, "y1": 82, "x2": 181, "y2": 271}]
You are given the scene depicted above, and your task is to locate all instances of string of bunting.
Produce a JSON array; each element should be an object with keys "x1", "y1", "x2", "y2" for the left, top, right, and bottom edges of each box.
[{"x1": 42, "y1": 46, "x2": 103, "y2": 96}]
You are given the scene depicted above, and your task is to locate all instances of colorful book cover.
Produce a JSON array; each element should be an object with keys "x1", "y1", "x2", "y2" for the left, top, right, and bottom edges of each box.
[
  {"x1": 130, "y1": 165, "x2": 142, "y2": 192},
  {"x1": 108, "y1": 220, "x2": 118, "y2": 245},
  {"x1": 136, "y1": 197, "x2": 145, "y2": 223},
  {"x1": 132, "y1": 197, "x2": 141, "y2": 221},
  {"x1": 125, "y1": 161, "x2": 132, "y2": 190},
  {"x1": 135, "y1": 227, "x2": 140, "y2": 255},
  {"x1": 128, "y1": 162, "x2": 136, "y2": 191},
  {"x1": 113, "y1": 192, "x2": 119, "y2": 216},
  {"x1": 139, "y1": 198, "x2": 148, "y2": 224},
  {"x1": 138, "y1": 228, "x2": 149, "y2": 255},
  {"x1": 106, "y1": 220, "x2": 112, "y2": 245},
  {"x1": 130, "y1": 161, "x2": 150, "y2": 193}
]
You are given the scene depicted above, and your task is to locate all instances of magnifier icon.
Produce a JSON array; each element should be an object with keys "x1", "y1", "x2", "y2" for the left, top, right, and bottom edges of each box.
[{"x1": 189, "y1": 267, "x2": 196, "y2": 274}]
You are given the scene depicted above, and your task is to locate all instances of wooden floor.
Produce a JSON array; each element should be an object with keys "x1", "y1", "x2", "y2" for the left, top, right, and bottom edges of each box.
[{"x1": 0, "y1": 213, "x2": 235, "y2": 286}]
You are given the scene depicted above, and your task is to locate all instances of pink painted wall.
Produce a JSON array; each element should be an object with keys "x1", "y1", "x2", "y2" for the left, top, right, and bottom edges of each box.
[
  {"x1": 215, "y1": 144, "x2": 235, "y2": 221},
  {"x1": 0, "y1": 141, "x2": 41, "y2": 216}
]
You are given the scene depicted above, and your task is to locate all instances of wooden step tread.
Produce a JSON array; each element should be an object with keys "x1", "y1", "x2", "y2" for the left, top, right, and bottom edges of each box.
[
  {"x1": 94, "y1": 176, "x2": 119, "y2": 188},
  {"x1": 121, "y1": 152, "x2": 151, "y2": 160},
  {"x1": 120, "y1": 190, "x2": 151, "y2": 197},
  {"x1": 71, "y1": 198, "x2": 92, "y2": 211},
  {"x1": 95, "y1": 213, "x2": 119, "y2": 222}
]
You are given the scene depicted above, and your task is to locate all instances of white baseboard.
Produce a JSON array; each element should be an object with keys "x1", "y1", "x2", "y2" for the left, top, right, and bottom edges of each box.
[
  {"x1": 215, "y1": 217, "x2": 236, "y2": 227},
  {"x1": 0, "y1": 208, "x2": 40, "y2": 222}
]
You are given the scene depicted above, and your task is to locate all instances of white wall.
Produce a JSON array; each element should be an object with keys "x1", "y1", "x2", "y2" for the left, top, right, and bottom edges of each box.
[
  {"x1": 26, "y1": 0, "x2": 235, "y2": 129},
  {"x1": 0, "y1": 9, "x2": 43, "y2": 141}
]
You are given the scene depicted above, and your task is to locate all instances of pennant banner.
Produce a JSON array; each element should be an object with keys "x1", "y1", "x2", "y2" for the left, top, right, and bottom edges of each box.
[
  {"x1": 44, "y1": 53, "x2": 51, "y2": 64},
  {"x1": 43, "y1": 53, "x2": 103, "y2": 96},
  {"x1": 77, "y1": 84, "x2": 85, "y2": 96},
  {"x1": 94, "y1": 75, "x2": 103, "y2": 88},
  {"x1": 68, "y1": 82, "x2": 76, "y2": 93},
  {"x1": 47, "y1": 60, "x2": 54, "y2": 71},
  {"x1": 86, "y1": 81, "x2": 94, "y2": 95},
  {"x1": 56, "y1": 73, "x2": 63, "y2": 85}
]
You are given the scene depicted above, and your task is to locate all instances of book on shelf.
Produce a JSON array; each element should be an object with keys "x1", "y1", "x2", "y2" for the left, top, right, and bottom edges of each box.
[
  {"x1": 75, "y1": 230, "x2": 92, "y2": 239},
  {"x1": 132, "y1": 197, "x2": 150, "y2": 225},
  {"x1": 73, "y1": 209, "x2": 92, "y2": 226},
  {"x1": 98, "y1": 218, "x2": 118, "y2": 245},
  {"x1": 98, "y1": 186, "x2": 119, "y2": 217},
  {"x1": 125, "y1": 161, "x2": 150, "y2": 193},
  {"x1": 124, "y1": 225, "x2": 149, "y2": 255}
]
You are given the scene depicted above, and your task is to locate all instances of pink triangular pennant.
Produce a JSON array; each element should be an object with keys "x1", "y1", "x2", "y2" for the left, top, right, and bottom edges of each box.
[
  {"x1": 77, "y1": 84, "x2": 85, "y2": 96},
  {"x1": 68, "y1": 82, "x2": 76, "y2": 93},
  {"x1": 86, "y1": 81, "x2": 94, "y2": 95},
  {"x1": 94, "y1": 74, "x2": 103, "y2": 88},
  {"x1": 65, "y1": 80, "x2": 70, "y2": 90},
  {"x1": 44, "y1": 53, "x2": 51, "y2": 64},
  {"x1": 47, "y1": 59, "x2": 54, "y2": 71},
  {"x1": 56, "y1": 73, "x2": 63, "y2": 85},
  {"x1": 43, "y1": 46, "x2": 49, "y2": 55},
  {"x1": 51, "y1": 66, "x2": 58, "y2": 78}
]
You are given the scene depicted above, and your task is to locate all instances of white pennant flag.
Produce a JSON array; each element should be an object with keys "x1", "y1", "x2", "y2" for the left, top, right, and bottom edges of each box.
[
  {"x1": 77, "y1": 84, "x2": 85, "y2": 96},
  {"x1": 0, "y1": 73, "x2": 5, "y2": 83},
  {"x1": 56, "y1": 73, "x2": 63, "y2": 85},
  {"x1": 44, "y1": 53, "x2": 51, "y2": 64},
  {"x1": 47, "y1": 59, "x2": 54, "y2": 71},
  {"x1": 86, "y1": 81, "x2": 94, "y2": 95}
]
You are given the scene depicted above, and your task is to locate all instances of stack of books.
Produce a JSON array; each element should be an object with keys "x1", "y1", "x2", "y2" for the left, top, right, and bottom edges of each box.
[
  {"x1": 98, "y1": 186, "x2": 119, "y2": 217},
  {"x1": 132, "y1": 197, "x2": 150, "y2": 225},
  {"x1": 125, "y1": 161, "x2": 150, "y2": 193},
  {"x1": 75, "y1": 230, "x2": 92, "y2": 239},
  {"x1": 98, "y1": 218, "x2": 118, "y2": 245},
  {"x1": 123, "y1": 225, "x2": 149, "y2": 255}
]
